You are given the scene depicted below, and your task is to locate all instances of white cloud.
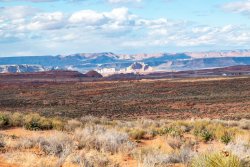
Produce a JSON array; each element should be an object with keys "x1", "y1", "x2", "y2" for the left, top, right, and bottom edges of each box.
[
  {"x1": 1, "y1": 5, "x2": 250, "y2": 55},
  {"x1": 223, "y1": 0, "x2": 250, "y2": 16},
  {"x1": 69, "y1": 7, "x2": 135, "y2": 26},
  {"x1": 0, "y1": 6, "x2": 39, "y2": 19},
  {"x1": 24, "y1": 12, "x2": 65, "y2": 31},
  {"x1": 69, "y1": 10, "x2": 106, "y2": 25}
]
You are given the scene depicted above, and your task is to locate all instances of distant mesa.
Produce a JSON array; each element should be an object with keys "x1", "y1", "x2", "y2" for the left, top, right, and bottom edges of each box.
[
  {"x1": 1, "y1": 50, "x2": 250, "y2": 75},
  {"x1": 85, "y1": 70, "x2": 103, "y2": 78},
  {"x1": 128, "y1": 62, "x2": 152, "y2": 71}
]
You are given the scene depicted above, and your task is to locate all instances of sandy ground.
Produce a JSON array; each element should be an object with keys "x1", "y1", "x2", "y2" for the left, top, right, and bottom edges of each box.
[
  {"x1": 0, "y1": 128, "x2": 55, "y2": 138},
  {"x1": 0, "y1": 157, "x2": 18, "y2": 167}
]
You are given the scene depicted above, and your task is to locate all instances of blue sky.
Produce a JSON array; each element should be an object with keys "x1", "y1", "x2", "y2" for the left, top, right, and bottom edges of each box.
[{"x1": 0, "y1": 0, "x2": 250, "y2": 56}]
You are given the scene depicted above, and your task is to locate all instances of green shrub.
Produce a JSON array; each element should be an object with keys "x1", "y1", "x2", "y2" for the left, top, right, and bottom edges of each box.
[
  {"x1": 129, "y1": 129, "x2": 146, "y2": 140},
  {"x1": 10, "y1": 112, "x2": 24, "y2": 127},
  {"x1": 0, "y1": 112, "x2": 64, "y2": 131},
  {"x1": 24, "y1": 114, "x2": 52, "y2": 131},
  {"x1": 191, "y1": 152, "x2": 242, "y2": 167},
  {"x1": 0, "y1": 114, "x2": 10, "y2": 128},
  {"x1": 148, "y1": 129, "x2": 158, "y2": 138},
  {"x1": 221, "y1": 132, "x2": 233, "y2": 145},
  {"x1": 158, "y1": 126, "x2": 183, "y2": 137},
  {"x1": 51, "y1": 118, "x2": 65, "y2": 131},
  {"x1": 39, "y1": 117, "x2": 53, "y2": 130},
  {"x1": 194, "y1": 127, "x2": 214, "y2": 142},
  {"x1": 200, "y1": 129, "x2": 214, "y2": 142}
]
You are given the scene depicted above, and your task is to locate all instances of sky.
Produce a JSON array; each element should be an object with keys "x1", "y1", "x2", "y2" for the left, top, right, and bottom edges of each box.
[{"x1": 0, "y1": 0, "x2": 250, "y2": 56}]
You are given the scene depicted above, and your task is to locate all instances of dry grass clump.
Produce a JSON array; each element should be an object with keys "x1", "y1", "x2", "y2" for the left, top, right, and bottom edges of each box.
[
  {"x1": 74, "y1": 125, "x2": 135, "y2": 154},
  {"x1": 226, "y1": 137, "x2": 250, "y2": 166},
  {"x1": 191, "y1": 120, "x2": 214, "y2": 142},
  {"x1": 7, "y1": 133, "x2": 71, "y2": 152},
  {"x1": 70, "y1": 150, "x2": 112, "y2": 167},
  {"x1": 38, "y1": 132, "x2": 73, "y2": 157},
  {"x1": 136, "y1": 149, "x2": 171, "y2": 167},
  {"x1": 3, "y1": 132, "x2": 74, "y2": 166},
  {"x1": 167, "y1": 136, "x2": 183, "y2": 150},
  {"x1": 24, "y1": 114, "x2": 53, "y2": 130},
  {"x1": 65, "y1": 119, "x2": 83, "y2": 131},
  {"x1": 116, "y1": 118, "x2": 165, "y2": 130},
  {"x1": 155, "y1": 126, "x2": 184, "y2": 138},
  {"x1": 4, "y1": 152, "x2": 59, "y2": 167},
  {"x1": 13, "y1": 137, "x2": 38, "y2": 149},
  {"x1": 129, "y1": 129, "x2": 147, "y2": 140},
  {"x1": 239, "y1": 119, "x2": 250, "y2": 130},
  {"x1": 191, "y1": 152, "x2": 242, "y2": 167},
  {"x1": 80, "y1": 116, "x2": 113, "y2": 126},
  {"x1": 133, "y1": 146, "x2": 195, "y2": 167},
  {"x1": 211, "y1": 119, "x2": 239, "y2": 127},
  {"x1": 190, "y1": 120, "x2": 244, "y2": 144},
  {"x1": 0, "y1": 112, "x2": 65, "y2": 130}
]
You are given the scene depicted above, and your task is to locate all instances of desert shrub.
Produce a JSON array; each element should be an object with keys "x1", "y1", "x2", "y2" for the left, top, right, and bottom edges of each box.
[
  {"x1": 194, "y1": 128, "x2": 214, "y2": 142},
  {"x1": 74, "y1": 125, "x2": 135, "y2": 154},
  {"x1": 39, "y1": 117, "x2": 53, "y2": 130},
  {"x1": 193, "y1": 122, "x2": 214, "y2": 142},
  {"x1": 5, "y1": 133, "x2": 73, "y2": 166},
  {"x1": 0, "y1": 113, "x2": 10, "y2": 128},
  {"x1": 0, "y1": 112, "x2": 64, "y2": 130},
  {"x1": 9, "y1": 112, "x2": 24, "y2": 127},
  {"x1": 71, "y1": 150, "x2": 110, "y2": 167},
  {"x1": 239, "y1": 119, "x2": 250, "y2": 130},
  {"x1": 177, "y1": 146, "x2": 196, "y2": 165},
  {"x1": 191, "y1": 152, "x2": 242, "y2": 167},
  {"x1": 38, "y1": 132, "x2": 73, "y2": 157},
  {"x1": 211, "y1": 119, "x2": 240, "y2": 127},
  {"x1": 51, "y1": 118, "x2": 65, "y2": 131},
  {"x1": 24, "y1": 114, "x2": 52, "y2": 130},
  {"x1": 13, "y1": 137, "x2": 38, "y2": 149},
  {"x1": 192, "y1": 120, "x2": 210, "y2": 129},
  {"x1": 221, "y1": 132, "x2": 233, "y2": 145},
  {"x1": 210, "y1": 124, "x2": 226, "y2": 139},
  {"x1": 158, "y1": 126, "x2": 183, "y2": 137},
  {"x1": 170, "y1": 121, "x2": 193, "y2": 133},
  {"x1": 137, "y1": 118, "x2": 162, "y2": 129},
  {"x1": 65, "y1": 119, "x2": 82, "y2": 131},
  {"x1": 24, "y1": 114, "x2": 44, "y2": 130},
  {"x1": 134, "y1": 146, "x2": 195, "y2": 167},
  {"x1": 80, "y1": 116, "x2": 102, "y2": 125},
  {"x1": 226, "y1": 137, "x2": 250, "y2": 166},
  {"x1": 140, "y1": 150, "x2": 171, "y2": 167},
  {"x1": 132, "y1": 148, "x2": 170, "y2": 167},
  {"x1": 148, "y1": 129, "x2": 158, "y2": 138},
  {"x1": 209, "y1": 123, "x2": 242, "y2": 142},
  {"x1": 129, "y1": 129, "x2": 147, "y2": 140},
  {"x1": 200, "y1": 129, "x2": 213, "y2": 142},
  {"x1": 3, "y1": 152, "x2": 59, "y2": 167},
  {"x1": 167, "y1": 136, "x2": 183, "y2": 150}
]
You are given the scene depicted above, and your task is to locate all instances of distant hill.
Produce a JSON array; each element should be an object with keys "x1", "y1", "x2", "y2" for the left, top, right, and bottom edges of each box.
[
  {"x1": 0, "y1": 70, "x2": 102, "y2": 83},
  {"x1": 85, "y1": 70, "x2": 103, "y2": 78},
  {"x1": 0, "y1": 50, "x2": 250, "y2": 75}
]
